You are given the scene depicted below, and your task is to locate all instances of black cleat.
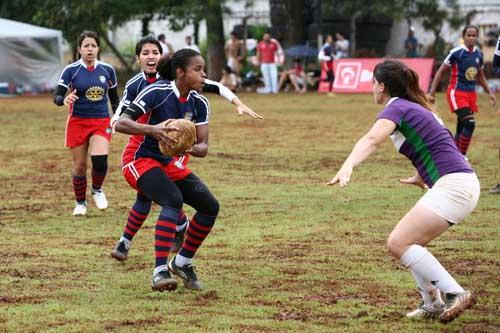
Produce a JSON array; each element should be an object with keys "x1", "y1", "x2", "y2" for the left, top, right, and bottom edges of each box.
[
  {"x1": 171, "y1": 227, "x2": 186, "y2": 253},
  {"x1": 490, "y1": 184, "x2": 500, "y2": 194},
  {"x1": 111, "y1": 240, "x2": 129, "y2": 261},
  {"x1": 151, "y1": 270, "x2": 178, "y2": 292},
  {"x1": 168, "y1": 256, "x2": 203, "y2": 291}
]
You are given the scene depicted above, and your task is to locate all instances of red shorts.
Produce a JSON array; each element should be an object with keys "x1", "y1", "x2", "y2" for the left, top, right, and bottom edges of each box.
[
  {"x1": 65, "y1": 116, "x2": 112, "y2": 148},
  {"x1": 122, "y1": 155, "x2": 192, "y2": 191},
  {"x1": 446, "y1": 88, "x2": 478, "y2": 113}
]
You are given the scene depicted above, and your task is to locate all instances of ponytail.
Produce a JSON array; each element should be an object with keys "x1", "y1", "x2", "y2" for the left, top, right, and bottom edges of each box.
[
  {"x1": 403, "y1": 68, "x2": 434, "y2": 111},
  {"x1": 157, "y1": 56, "x2": 174, "y2": 80},
  {"x1": 374, "y1": 60, "x2": 434, "y2": 112},
  {"x1": 157, "y1": 48, "x2": 200, "y2": 81}
]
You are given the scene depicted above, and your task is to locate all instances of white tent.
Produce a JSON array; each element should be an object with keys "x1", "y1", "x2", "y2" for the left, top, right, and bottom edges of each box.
[{"x1": 0, "y1": 18, "x2": 64, "y2": 94}]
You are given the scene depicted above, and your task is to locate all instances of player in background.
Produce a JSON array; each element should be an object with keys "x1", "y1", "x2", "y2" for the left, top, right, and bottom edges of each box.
[
  {"x1": 428, "y1": 25, "x2": 496, "y2": 157},
  {"x1": 329, "y1": 60, "x2": 479, "y2": 323},
  {"x1": 53, "y1": 31, "x2": 119, "y2": 216},
  {"x1": 490, "y1": 35, "x2": 500, "y2": 194},
  {"x1": 110, "y1": 36, "x2": 262, "y2": 262},
  {"x1": 115, "y1": 49, "x2": 217, "y2": 291}
]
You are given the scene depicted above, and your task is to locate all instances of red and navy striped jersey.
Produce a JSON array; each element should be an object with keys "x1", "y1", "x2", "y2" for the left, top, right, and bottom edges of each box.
[
  {"x1": 443, "y1": 46, "x2": 483, "y2": 92},
  {"x1": 494, "y1": 37, "x2": 500, "y2": 77},
  {"x1": 58, "y1": 59, "x2": 117, "y2": 118},
  {"x1": 122, "y1": 80, "x2": 209, "y2": 165}
]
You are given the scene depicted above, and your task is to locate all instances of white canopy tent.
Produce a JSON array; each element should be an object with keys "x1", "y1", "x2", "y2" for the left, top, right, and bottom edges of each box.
[{"x1": 0, "y1": 18, "x2": 64, "y2": 93}]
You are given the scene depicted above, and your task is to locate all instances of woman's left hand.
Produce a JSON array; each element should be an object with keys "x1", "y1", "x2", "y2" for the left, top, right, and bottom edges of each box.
[
  {"x1": 399, "y1": 174, "x2": 428, "y2": 190},
  {"x1": 237, "y1": 104, "x2": 263, "y2": 119},
  {"x1": 327, "y1": 163, "x2": 353, "y2": 187}
]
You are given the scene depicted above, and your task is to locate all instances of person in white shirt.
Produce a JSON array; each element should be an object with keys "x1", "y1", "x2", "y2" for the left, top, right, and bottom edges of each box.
[
  {"x1": 184, "y1": 35, "x2": 200, "y2": 53},
  {"x1": 158, "y1": 34, "x2": 174, "y2": 57},
  {"x1": 335, "y1": 33, "x2": 349, "y2": 58}
]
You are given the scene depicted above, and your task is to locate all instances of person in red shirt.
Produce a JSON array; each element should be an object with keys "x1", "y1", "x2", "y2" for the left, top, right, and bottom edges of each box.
[
  {"x1": 256, "y1": 32, "x2": 279, "y2": 94},
  {"x1": 278, "y1": 58, "x2": 307, "y2": 93}
]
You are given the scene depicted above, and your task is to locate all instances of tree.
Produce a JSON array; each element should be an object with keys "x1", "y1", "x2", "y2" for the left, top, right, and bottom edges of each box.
[{"x1": 334, "y1": 0, "x2": 402, "y2": 56}]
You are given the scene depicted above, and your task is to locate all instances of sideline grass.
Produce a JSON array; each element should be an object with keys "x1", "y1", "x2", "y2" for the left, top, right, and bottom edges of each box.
[{"x1": 0, "y1": 92, "x2": 499, "y2": 332}]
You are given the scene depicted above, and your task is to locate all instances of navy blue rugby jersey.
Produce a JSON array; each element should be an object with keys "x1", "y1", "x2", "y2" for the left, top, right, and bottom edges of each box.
[
  {"x1": 123, "y1": 80, "x2": 209, "y2": 164},
  {"x1": 58, "y1": 59, "x2": 117, "y2": 118}
]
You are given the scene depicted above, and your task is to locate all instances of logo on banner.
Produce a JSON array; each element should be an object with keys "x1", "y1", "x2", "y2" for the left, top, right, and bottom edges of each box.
[{"x1": 334, "y1": 62, "x2": 361, "y2": 89}]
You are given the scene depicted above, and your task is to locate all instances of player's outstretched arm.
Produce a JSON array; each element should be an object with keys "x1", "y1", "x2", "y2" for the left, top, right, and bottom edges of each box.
[
  {"x1": 427, "y1": 64, "x2": 449, "y2": 103},
  {"x1": 327, "y1": 119, "x2": 396, "y2": 187}
]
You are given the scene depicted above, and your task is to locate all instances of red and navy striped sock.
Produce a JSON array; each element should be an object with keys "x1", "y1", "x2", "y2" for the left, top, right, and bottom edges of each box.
[
  {"x1": 122, "y1": 194, "x2": 152, "y2": 242},
  {"x1": 457, "y1": 121, "x2": 474, "y2": 155},
  {"x1": 457, "y1": 134, "x2": 472, "y2": 155},
  {"x1": 177, "y1": 210, "x2": 188, "y2": 229},
  {"x1": 154, "y1": 207, "x2": 179, "y2": 268},
  {"x1": 91, "y1": 155, "x2": 108, "y2": 191},
  {"x1": 72, "y1": 175, "x2": 87, "y2": 203},
  {"x1": 179, "y1": 212, "x2": 216, "y2": 259}
]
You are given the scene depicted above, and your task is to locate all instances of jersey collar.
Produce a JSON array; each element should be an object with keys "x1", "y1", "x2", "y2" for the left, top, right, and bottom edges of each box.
[
  {"x1": 461, "y1": 45, "x2": 477, "y2": 53},
  {"x1": 171, "y1": 80, "x2": 193, "y2": 102},
  {"x1": 386, "y1": 97, "x2": 399, "y2": 106},
  {"x1": 79, "y1": 58, "x2": 99, "y2": 70},
  {"x1": 142, "y1": 71, "x2": 160, "y2": 81}
]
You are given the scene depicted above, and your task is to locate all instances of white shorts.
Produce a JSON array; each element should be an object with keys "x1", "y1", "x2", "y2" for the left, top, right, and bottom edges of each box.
[{"x1": 417, "y1": 172, "x2": 480, "y2": 224}]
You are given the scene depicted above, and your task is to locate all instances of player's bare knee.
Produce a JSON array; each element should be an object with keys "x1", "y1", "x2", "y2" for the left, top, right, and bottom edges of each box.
[{"x1": 386, "y1": 234, "x2": 406, "y2": 259}]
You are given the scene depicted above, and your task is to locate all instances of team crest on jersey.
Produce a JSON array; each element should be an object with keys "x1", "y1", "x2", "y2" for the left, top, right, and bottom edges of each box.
[
  {"x1": 85, "y1": 86, "x2": 105, "y2": 101},
  {"x1": 184, "y1": 112, "x2": 193, "y2": 120},
  {"x1": 99, "y1": 75, "x2": 106, "y2": 83},
  {"x1": 475, "y1": 57, "x2": 480, "y2": 64},
  {"x1": 465, "y1": 67, "x2": 478, "y2": 81}
]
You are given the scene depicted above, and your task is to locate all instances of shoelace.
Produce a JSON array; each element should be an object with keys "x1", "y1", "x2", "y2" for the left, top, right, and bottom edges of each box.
[{"x1": 182, "y1": 265, "x2": 197, "y2": 280}]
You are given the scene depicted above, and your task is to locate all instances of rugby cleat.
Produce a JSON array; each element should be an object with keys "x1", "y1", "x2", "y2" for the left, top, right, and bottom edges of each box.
[
  {"x1": 92, "y1": 190, "x2": 108, "y2": 210},
  {"x1": 73, "y1": 202, "x2": 87, "y2": 216},
  {"x1": 406, "y1": 302, "x2": 444, "y2": 319},
  {"x1": 489, "y1": 184, "x2": 500, "y2": 194},
  {"x1": 110, "y1": 240, "x2": 129, "y2": 261},
  {"x1": 439, "y1": 290, "x2": 476, "y2": 323},
  {"x1": 171, "y1": 226, "x2": 187, "y2": 253},
  {"x1": 151, "y1": 270, "x2": 177, "y2": 292},
  {"x1": 168, "y1": 256, "x2": 203, "y2": 291}
]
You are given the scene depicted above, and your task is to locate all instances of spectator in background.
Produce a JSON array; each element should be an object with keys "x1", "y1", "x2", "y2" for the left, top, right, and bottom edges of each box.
[
  {"x1": 220, "y1": 65, "x2": 239, "y2": 92},
  {"x1": 158, "y1": 34, "x2": 174, "y2": 58},
  {"x1": 335, "y1": 33, "x2": 349, "y2": 58},
  {"x1": 405, "y1": 28, "x2": 419, "y2": 58},
  {"x1": 184, "y1": 35, "x2": 200, "y2": 53},
  {"x1": 225, "y1": 31, "x2": 245, "y2": 75},
  {"x1": 256, "y1": 32, "x2": 279, "y2": 94},
  {"x1": 278, "y1": 58, "x2": 307, "y2": 93}
]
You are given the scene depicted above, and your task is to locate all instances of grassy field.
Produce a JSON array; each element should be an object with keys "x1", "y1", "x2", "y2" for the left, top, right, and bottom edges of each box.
[{"x1": 0, "y1": 92, "x2": 499, "y2": 332}]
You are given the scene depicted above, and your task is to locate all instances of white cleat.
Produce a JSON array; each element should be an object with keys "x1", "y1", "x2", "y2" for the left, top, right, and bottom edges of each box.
[
  {"x1": 406, "y1": 302, "x2": 444, "y2": 319},
  {"x1": 92, "y1": 190, "x2": 108, "y2": 210},
  {"x1": 73, "y1": 202, "x2": 88, "y2": 216}
]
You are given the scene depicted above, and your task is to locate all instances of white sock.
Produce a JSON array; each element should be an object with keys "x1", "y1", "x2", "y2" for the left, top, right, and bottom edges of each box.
[
  {"x1": 119, "y1": 237, "x2": 131, "y2": 249},
  {"x1": 410, "y1": 269, "x2": 444, "y2": 306},
  {"x1": 175, "y1": 254, "x2": 192, "y2": 267},
  {"x1": 153, "y1": 265, "x2": 167, "y2": 276},
  {"x1": 400, "y1": 244, "x2": 464, "y2": 294},
  {"x1": 176, "y1": 221, "x2": 188, "y2": 232}
]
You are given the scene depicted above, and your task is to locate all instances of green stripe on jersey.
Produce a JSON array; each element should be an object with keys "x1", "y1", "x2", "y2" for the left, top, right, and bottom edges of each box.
[{"x1": 399, "y1": 121, "x2": 440, "y2": 183}]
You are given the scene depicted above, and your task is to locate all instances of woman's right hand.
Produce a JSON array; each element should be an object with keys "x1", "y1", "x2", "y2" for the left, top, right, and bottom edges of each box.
[
  {"x1": 64, "y1": 89, "x2": 78, "y2": 106},
  {"x1": 151, "y1": 119, "x2": 179, "y2": 149}
]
